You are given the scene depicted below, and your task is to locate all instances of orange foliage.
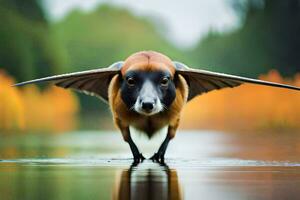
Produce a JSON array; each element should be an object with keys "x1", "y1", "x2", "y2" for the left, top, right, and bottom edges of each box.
[
  {"x1": 181, "y1": 70, "x2": 300, "y2": 132},
  {"x1": 1, "y1": 69, "x2": 299, "y2": 133},
  {"x1": 0, "y1": 70, "x2": 79, "y2": 134}
]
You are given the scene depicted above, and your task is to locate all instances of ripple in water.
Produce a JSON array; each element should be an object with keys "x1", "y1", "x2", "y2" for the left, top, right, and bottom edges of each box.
[{"x1": 1, "y1": 158, "x2": 300, "y2": 168}]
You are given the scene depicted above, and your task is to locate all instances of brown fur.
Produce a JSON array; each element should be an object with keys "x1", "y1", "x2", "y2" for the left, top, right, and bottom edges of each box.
[
  {"x1": 121, "y1": 51, "x2": 176, "y2": 76},
  {"x1": 108, "y1": 51, "x2": 188, "y2": 141}
]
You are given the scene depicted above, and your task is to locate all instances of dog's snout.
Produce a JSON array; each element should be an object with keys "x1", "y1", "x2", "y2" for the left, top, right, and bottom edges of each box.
[
  {"x1": 141, "y1": 101, "x2": 154, "y2": 111},
  {"x1": 134, "y1": 80, "x2": 163, "y2": 115}
]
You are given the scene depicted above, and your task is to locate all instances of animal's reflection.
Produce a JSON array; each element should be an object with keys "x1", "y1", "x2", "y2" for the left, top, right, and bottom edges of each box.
[{"x1": 113, "y1": 162, "x2": 182, "y2": 200}]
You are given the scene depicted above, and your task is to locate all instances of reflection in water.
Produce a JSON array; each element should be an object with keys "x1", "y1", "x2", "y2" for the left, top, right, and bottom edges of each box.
[
  {"x1": 1, "y1": 132, "x2": 300, "y2": 200},
  {"x1": 113, "y1": 162, "x2": 181, "y2": 200}
]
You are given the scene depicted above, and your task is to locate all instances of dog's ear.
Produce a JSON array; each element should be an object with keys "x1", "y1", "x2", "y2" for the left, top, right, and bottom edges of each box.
[
  {"x1": 173, "y1": 61, "x2": 300, "y2": 102},
  {"x1": 14, "y1": 61, "x2": 124, "y2": 103}
]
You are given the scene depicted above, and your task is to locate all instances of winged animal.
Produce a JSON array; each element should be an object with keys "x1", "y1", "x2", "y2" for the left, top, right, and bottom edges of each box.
[{"x1": 15, "y1": 51, "x2": 300, "y2": 163}]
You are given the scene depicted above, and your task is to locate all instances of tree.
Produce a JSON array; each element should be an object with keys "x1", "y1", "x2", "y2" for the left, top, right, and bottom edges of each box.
[
  {"x1": 191, "y1": 0, "x2": 300, "y2": 77},
  {"x1": 0, "y1": 0, "x2": 68, "y2": 81}
]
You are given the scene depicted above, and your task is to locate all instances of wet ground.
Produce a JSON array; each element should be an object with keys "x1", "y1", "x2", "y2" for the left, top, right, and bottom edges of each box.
[{"x1": 0, "y1": 130, "x2": 300, "y2": 200}]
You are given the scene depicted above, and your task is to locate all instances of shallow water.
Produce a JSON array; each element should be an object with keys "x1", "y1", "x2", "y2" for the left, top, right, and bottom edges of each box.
[{"x1": 0, "y1": 131, "x2": 300, "y2": 200}]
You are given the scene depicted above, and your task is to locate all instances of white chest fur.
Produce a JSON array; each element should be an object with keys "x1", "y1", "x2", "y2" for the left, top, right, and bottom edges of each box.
[{"x1": 130, "y1": 126, "x2": 168, "y2": 157}]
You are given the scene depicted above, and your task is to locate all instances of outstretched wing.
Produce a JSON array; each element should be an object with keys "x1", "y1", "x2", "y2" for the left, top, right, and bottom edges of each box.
[
  {"x1": 14, "y1": 61, "x2": 123, "y2": 103},
  {"x1": 174, "y1": 62, "x2": 300, "y2": 101}
]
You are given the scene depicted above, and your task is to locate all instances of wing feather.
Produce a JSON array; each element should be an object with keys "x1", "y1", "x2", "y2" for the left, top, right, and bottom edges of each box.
[
  {"x1": 14, "y1": 61, "x2": 123, "y2": 103},
  {"x1": 174, "y1": 62, "x2": 300, "y2": 101}
]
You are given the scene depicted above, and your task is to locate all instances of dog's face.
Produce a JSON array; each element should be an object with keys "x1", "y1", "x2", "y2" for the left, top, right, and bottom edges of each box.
[
  {"x1": 120, "y1": 70, "x2": 176, "y2": 116},
  {"x1": 119, "y1": 51, "x2": 177, "y2": 116}
]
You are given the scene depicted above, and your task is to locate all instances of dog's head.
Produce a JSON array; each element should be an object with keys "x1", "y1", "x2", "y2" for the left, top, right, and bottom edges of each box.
[{"x1": 120, "y1": 51, "x2": 177, "y2": 116}]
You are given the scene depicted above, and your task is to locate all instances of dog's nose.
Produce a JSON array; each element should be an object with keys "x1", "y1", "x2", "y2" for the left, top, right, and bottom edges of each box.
[{"x1": 141, "y1": 102, "x2": 154, "y2": 112}]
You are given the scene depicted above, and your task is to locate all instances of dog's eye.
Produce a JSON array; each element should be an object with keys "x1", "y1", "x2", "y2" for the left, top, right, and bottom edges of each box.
[
  {"x1": 160, "y1": 77, "x2": 169, "y2": 87},
  {"x1": 126, "y1": 77, "x2": 135, "y2": 86}
]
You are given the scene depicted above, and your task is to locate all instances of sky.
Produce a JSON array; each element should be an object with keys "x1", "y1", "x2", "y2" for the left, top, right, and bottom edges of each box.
[{"x1": 42, "y1": 0, "x2": 239, "y2": 48}]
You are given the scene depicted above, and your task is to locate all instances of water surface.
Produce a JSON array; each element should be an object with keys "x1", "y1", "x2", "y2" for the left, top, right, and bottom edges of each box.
[{"x1": 0, "y1": 131, "x2": 299, "y2": 200}]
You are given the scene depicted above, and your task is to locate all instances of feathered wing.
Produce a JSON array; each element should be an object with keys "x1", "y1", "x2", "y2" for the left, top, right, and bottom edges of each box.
[
  {"x1": 174, "y1": 62, "x2": 300, "y2": 101},
  {"x1": 14, "y1": 61, "x2": 124, "y2": 103}
]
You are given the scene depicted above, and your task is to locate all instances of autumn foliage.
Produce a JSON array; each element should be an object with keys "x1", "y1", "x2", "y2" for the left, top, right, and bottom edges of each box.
[
  {"x1": 1, "y1": 69, "x2": 300, "y2": 134},
  {"x1": 0, "y1": 70, "x2": 79, "y2": 134},
  {"x1": 181, "y1": 70, "x2": 300, "y2": 132}
]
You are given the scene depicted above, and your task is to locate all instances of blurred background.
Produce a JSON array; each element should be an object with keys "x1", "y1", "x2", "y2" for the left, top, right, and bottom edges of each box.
[
  {"x1": 1, "y1": 2, "x2": 300, "y2": 199},
  {"x1": 1, "y1": 0, "x2": 300, "y2": 134}
]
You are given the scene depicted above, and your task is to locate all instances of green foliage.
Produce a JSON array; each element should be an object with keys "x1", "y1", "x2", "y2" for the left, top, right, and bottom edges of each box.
[
  {"x1": 191, "y1": 0, "x2": 300, "y2": 77},
  {"x1": 52, "y1": 5, "x2": 185, "y2": 71},
  {"x1": 0, "y1": 0, "x2": 68, "y2": 81}
]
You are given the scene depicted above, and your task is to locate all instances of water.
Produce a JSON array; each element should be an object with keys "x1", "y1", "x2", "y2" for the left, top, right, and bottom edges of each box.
[{"x1": 0, "y1": 131, "x2": 300, "y2": 200}]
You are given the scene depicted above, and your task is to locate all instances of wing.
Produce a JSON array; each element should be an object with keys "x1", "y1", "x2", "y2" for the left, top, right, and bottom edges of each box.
[
  {"x1": 174, "y1": 62, "x2": 300, "y2": 101},
  {"x1": 14, "y1": 61, "x2": 124, "y2": 103}
]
